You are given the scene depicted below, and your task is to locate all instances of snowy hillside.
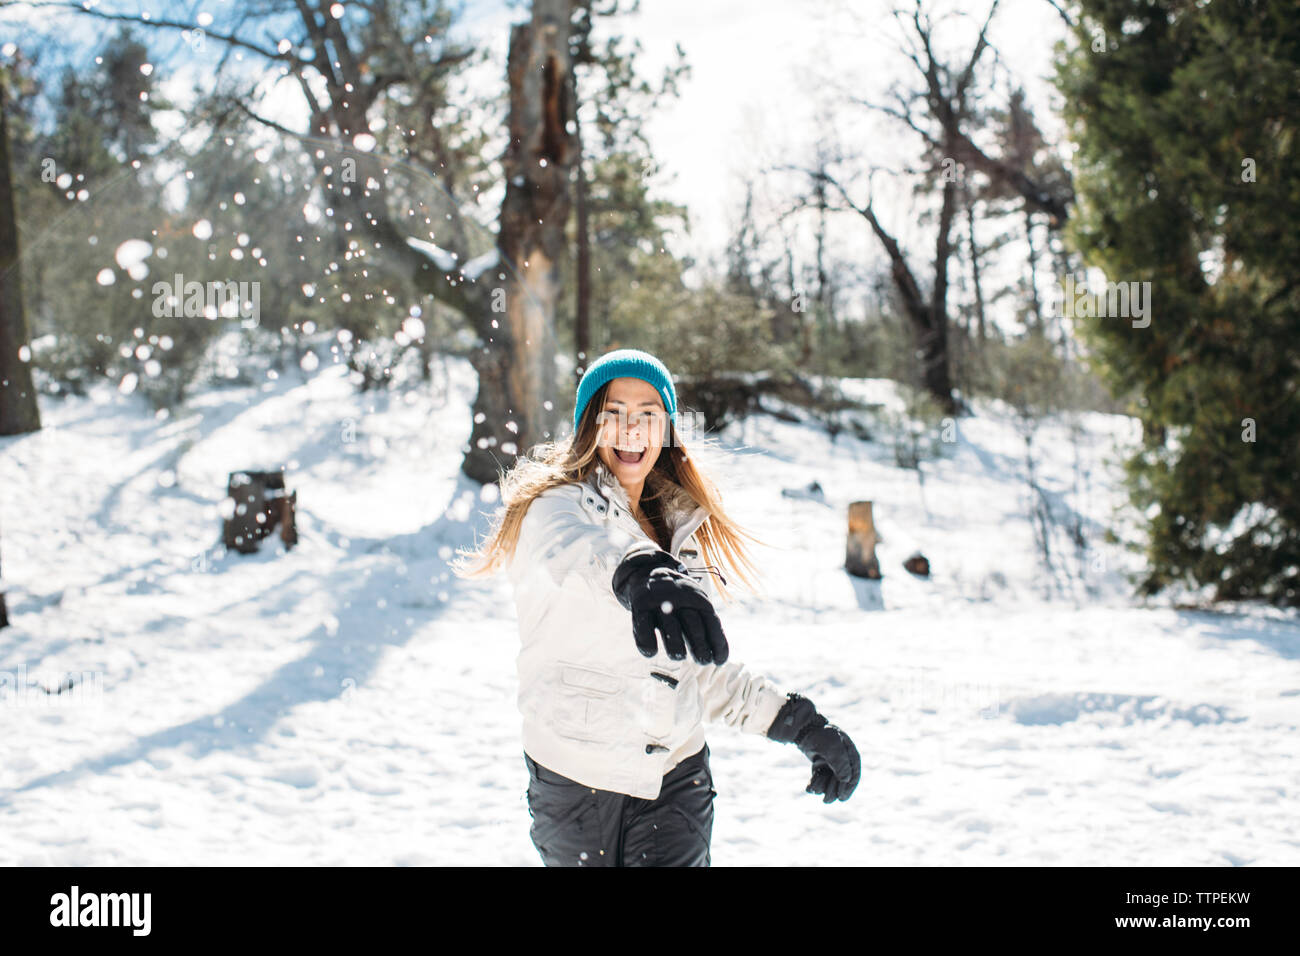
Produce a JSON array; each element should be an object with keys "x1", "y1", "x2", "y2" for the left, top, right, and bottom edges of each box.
[{"x1": 2, "y1": 341, "x2": 1297, "y2": 865}]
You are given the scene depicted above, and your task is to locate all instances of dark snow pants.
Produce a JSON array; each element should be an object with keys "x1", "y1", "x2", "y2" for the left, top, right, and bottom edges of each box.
[{"x1": 524, "y1": 744, "x2": 716, "y2": 867}]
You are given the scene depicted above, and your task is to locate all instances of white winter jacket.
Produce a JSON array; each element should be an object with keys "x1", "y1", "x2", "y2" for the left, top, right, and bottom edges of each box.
[{"x1": 506, "y1": 458, "x2": 788, "y2": 799}]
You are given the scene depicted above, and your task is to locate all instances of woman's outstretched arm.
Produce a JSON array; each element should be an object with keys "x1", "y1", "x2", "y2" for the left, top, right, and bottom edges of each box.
[{"x1": 694, "y1": 657, "x2": 787, "y2": 735}]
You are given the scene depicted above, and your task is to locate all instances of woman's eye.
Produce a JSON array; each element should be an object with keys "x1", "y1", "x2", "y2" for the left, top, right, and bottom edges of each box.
[{"x1": 602, "y1": 409, "x2": 661, "y2": 427}]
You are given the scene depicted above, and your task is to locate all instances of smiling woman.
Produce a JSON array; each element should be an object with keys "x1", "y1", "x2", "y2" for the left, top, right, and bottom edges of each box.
[
  {"x1": 452, "y1": 348, "x2": 763, "y2": 599},
  {"x1": 450, "y1": 347, "x2": 862, "y2": 867},
  {"x1": 596, "y1": 377, "x2": 673, "y2": 543}
]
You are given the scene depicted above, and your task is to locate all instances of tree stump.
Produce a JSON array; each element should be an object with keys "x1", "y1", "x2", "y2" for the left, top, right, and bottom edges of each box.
[
  {"x1": 223, "y1": 470, "x2": 297, "y2": 554},
  {"x1": 846, "y1": 501, "x2": 882, "y2": 579},
  {"x1": 280, "y1": 490, "x2": 298, "y2": 549}
]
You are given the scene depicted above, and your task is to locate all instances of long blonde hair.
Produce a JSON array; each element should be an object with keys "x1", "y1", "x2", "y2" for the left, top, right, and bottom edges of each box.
[{"x1": 450, "y1": 381, "x2": 769, "y2": 603}]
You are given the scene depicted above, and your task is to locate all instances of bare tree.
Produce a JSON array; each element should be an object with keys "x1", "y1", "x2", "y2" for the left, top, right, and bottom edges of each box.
[
  {"x1": 857, "y1": 2, "x2": 1074, "y2": 227},
  {"x1": 491, "y1": 0, "x2": 577, "y2": 467},
  {"x1": 0, "y1": 67, "x2": 42, "y2": 631},
  {"x1": 34, "y1": 0, "x2": 576, "y2": 483},
  {"x1": 0, "y1": 68, "x2": 40, "y2": 438},
  {"x1": 778, "y1": 2, "x2": 1005, "y2": 412},
  {"x1": 794, "y1": 0, "x2": 1075, "y2": 411}
]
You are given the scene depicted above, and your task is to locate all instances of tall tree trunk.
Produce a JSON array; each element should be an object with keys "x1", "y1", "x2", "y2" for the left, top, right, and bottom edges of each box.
[
  {"x1": 965, "y1": 183, "x2": 986, "y2": 342},
  {"x1": 810, "y1": 170, "x2": 829, "y2": 367},
  {"x1": 784, "y1": 247, "x2": 808, "y2": 362},
  {"x1": 920, "y1": 176, "x2": 958, "y2": 413},
  {"x1": 0, "y1": 73, "x2": 41, "y2": 438},
  {"x1": 472, "y1": 0, "x2": 576, "y2": 481},
  {"x1": 823, "y1": 171, "x2": 956, "y2": 413},
  {"x1": 55, "y1": 0, "x2": 563, "y2": 485},
  {"x1": 573, "y1": 99, "x2": 591, "y2": 382},
  {"x1": 1024, "y1": 207, "x2": 1042, "y2": 332},
  {"x1": 1047, "y1": 229, "x2": 1074, "y2": 350}
]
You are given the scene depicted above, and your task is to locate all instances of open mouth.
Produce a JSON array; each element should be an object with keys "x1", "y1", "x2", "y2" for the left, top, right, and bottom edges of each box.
[{"x1": 614, "y1": 447, "x2": 645, "y2": 464}]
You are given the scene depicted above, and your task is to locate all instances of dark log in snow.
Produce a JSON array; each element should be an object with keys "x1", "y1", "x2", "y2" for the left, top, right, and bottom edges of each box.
[{"x1": 904, "y1": 552, "x2": 931, "y2": 577}]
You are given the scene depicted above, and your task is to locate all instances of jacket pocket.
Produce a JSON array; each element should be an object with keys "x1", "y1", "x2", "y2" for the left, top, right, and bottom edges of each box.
[
  {"x1": 645, "y1": 671, "x2": 679, "y2": 739},
  {"x1": 677, "y1": 669, "x2": 705, "y2": 732},
  {"x1": 560, "y1": 664, "x2": 621, "y2": 695},
  {"x1": 551, "y1": 662, "x2": 623, "y2": 744}
]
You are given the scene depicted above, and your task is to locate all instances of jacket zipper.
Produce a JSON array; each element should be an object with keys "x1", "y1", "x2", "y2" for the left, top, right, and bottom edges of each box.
[{"x1": 590, "y1": 477, "x2": 712, "y2": 568}]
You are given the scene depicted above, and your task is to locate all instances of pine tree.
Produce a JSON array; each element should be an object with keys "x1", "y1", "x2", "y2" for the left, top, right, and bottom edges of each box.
[{"x1": 1055, "y1": 0, "x2": 1300, "y2": 605}]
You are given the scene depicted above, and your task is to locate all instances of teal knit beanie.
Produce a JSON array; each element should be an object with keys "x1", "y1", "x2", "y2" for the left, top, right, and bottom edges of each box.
[{"x1": 573, "y1": 348, "x2": 678, "y2": 434}]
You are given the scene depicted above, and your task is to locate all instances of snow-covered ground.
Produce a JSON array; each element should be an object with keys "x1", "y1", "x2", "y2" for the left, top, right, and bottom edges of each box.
[{"x1": 2, "y1": 341, "x2": 1296, "y2": 865}]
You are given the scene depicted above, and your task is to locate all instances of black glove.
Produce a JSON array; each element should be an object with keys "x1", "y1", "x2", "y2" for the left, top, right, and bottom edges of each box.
[
  {"x1": 611, "y1": 550, "x2": 729, "y2": 665},
  {"x1": 767, "y1": 693, "x2": 861, "y2": 803}
]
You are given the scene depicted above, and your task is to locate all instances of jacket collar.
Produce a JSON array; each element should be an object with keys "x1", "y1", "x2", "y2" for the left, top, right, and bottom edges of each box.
[
  {"x1": 587, "y1": 457, "x2": 708, "y2": 548},
  {"x1": 588, "y1": 456, "x2": 635, "y2": 511}
]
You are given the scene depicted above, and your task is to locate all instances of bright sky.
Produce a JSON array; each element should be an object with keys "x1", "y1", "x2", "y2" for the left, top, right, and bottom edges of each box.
[
  {"x1": 452, "y1": 0, "x2": 1072, "y2": 298},
  {"x1": 619, "y1": 0, "x2": 1069, "y2": 265},
  {"x1": 5, "y1": 0, "x2": 1074, "y2": 320}
]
